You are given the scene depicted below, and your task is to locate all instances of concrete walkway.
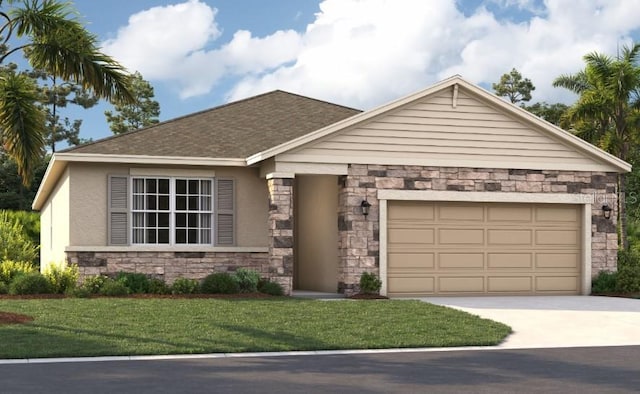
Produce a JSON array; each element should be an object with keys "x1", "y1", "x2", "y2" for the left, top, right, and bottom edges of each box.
[{"x1": 420, "y1": 296, "x2": 640, "y2": 349}]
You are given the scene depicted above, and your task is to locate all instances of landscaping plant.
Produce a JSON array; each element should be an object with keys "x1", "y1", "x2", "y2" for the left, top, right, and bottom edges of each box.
[
  {"x1": 234, "y1": 268, "x2": 260, "y2": 293},
  {"x1": 591, "y1": 270, "x2": 618, "y2": 294},
  {"x1": 257, "y1": 279, "x2": 284, "y2": 296},
  {"x1": 0, "y1": 260, "x2": 36, "y2": 284},
  {"x1": 0, "y1": 211, "x2": 38, "y2": 263},
  {"x1": 116, "y1": 272, "x2": 151, "y2": 294},
  {"x1": 359, "y1": 272, "x2": 382, "y2": 295},
  {"x1": 171, "y1": 278, "x2": 200, "y2": 295},
  {"x1": 8, "y1": 272, "x2": 51, "y2": 295},
  {"x1": 43, "y1": 263, "x2": 78, "y2": 294},
  {"x1": 201, "y1": 272, "x2": 240, "y2": 294}
]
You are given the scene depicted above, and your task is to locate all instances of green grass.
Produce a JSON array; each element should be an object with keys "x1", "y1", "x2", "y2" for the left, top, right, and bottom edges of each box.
[{"x1": 0, "y1": 298, "x2": 511, "y2": 359}]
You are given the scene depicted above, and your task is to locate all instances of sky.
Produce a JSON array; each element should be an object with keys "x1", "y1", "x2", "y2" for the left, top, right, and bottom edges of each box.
[{"x1": 50, "y1": 0, "x2": 640, "y2": 147}]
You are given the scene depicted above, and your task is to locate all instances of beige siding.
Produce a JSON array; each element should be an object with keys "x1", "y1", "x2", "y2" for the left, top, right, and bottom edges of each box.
[
  {"x1": 67, "y1": 163, "x2": 268, "y2": 247},
  {"x1": 280, "y1": 87, "x2": 616, "y2": 171},
  {"x1": 295, "y1": 175, "x2": 338, "y2": 292},
  {"x1": 40, "y1": 168, "x2": 70, "y2": 270}
]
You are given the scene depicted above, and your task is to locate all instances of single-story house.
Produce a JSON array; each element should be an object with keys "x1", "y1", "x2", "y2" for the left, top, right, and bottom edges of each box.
[{"x1": 32, "y1": 75, "x2": 629, "y2": 297}]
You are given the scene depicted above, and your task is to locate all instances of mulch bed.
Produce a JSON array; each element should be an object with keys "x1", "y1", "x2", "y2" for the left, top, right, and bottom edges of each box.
[{"x1": 0, "y1": 312, "x2": 34, "y2": 325}]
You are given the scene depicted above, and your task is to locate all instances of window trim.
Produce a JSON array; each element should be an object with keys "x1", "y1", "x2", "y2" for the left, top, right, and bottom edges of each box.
[{"x1": 129, "y1": 176, "x2": 214, "y2": 246}]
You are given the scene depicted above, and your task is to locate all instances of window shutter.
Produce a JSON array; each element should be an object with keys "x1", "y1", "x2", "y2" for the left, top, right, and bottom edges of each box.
[
  {"x1": 108, "y1": 175, "x2": 129, "y2": 245},
  {"x1": 216, "y1": 178, "x2": 235, "y2": 246}
]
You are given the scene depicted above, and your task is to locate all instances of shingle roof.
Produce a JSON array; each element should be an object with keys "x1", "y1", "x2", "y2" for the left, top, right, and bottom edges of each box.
[{"x1": 64, "y1": 90, "x2": 362, "y2": 158}]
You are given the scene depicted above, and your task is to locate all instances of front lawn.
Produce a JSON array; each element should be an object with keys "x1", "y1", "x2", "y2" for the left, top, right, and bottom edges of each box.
[{"x1": 0, "y1": 298, "x2": 511, "y2": 359}]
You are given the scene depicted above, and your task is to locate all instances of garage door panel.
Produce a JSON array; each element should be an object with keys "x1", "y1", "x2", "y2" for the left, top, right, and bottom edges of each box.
[
  {"x1": 487, "y1": 206, "x2": 532, "y2": 222},
  {"x1": 487, "y1": 276, "x2": 533, "y2": 292},
  {"x1": 388, "y1": 228, "x2": 434, "y2": 244},
  {"x1": 488, "y1": 229, "x2": 532, "y2": 245},
  {"x1": 536, "y1": 253, "x2": 580, "y2": 269},
  {"x1": 387, "y1": 201, "x2": 581, "y2": 296},
  {"x1": 536, "y1": 230, "x2": 578, "y2": 246},
  {"x1": 488, "y1": 253, "x2": 533, "y2": 269},
  {"x1": 388, "y1": 276, "x2": 434, "y2": 294},
  {"x1": 439, "y1": 228, "x2": 484, "y2": 244},
  {"x1": 388, "y1": 253, "x2": 434, "y2": 269},
  {"x1": 439, "y1": 277, "x2": 484, "y2": 293},
  {"x1": 536, "y1": 206, "x2": 579, "y2": 223},
  {"x1": 535, "y1": 276, "x2": 579, "y2": 292},
  {"x1": 439, "y1": 253, "x2": 484, "y2": 269},
  {"x1": 438, "y1": 205, "x2": 484, "y2": 221}
]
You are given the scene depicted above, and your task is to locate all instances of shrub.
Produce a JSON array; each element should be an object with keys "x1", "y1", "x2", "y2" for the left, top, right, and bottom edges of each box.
[
  {"x1": 8, "y1": 272, "x2": 51, "y2": 295},
  {"x1": 98, "y1": 279, "x2": 129, "y2": 296},
  {"x1": 68, "y1": 286, "x2": 92, "y2": 298},
  {"x1": 43, "y1": 263, "x2": 79, "y2": 294},
  {"x1": 616, "y1": 249, "x2": 640, "y2": 293},
  {"x1": 257, "y1": 279, "x2": 284, "y2": 296},
  {"x1": 0, "y1": 260, "x2": 36, "y2": 284},
  {"x1": 201, "y1": 272, "x2": 239, "y2": 294},
  {"x1": 171, "y1": 277, "x2": 200, "y2": 295},
  {"x1": 81, "y1": 275, "x2": 109, "y2": 294},
  {"x1": 591, "y1": 270, "x2": 618, "y2": 293},
  {"x1": 0, "y1": 281, "x2": 7, "y2": 294},
  {"x1": 149, "y1": 278, "x2": 170, "y2": 295},
  {"x1": 0, "y1": 211, "x2": 39, "y2": 263},
  {"x1": 116, "y1": 272, "x2": 150, "y2": 294},
  {"x1": 359, "y1": 272, "x2": 382, "y2": 295},
  {"x1": 234, "y1": 268, "x2": 260, "y2": 293}
]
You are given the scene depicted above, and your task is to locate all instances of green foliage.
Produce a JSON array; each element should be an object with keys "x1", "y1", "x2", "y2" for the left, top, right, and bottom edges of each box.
[
  {"x1": 105, "y1": 71, "x2": 160, "y2": 134},
  {"x1": 0, "y1": 259, "x2": 36, "y2": 284},
  {"x1": 523, "y1": 102, "x2": 569, "y2": 127},
  {"x1": 81, "y1": 275, "x2": 108, "y2": 294},
  {"x1": 8, "y1": 272, "x2": 51, "y2": 295},
  {"x1": 43, "y1": 262, "x2": 78, "y2": 294},
  {"x1": 617, "y1": 250, "x2": 640, "y2": 293},
  {"x1": 148, "y1": 278, "x2": 170, "y2": 295},
  {"x1": 115, "y1": 272, "x2": 150, "y2": 294},
  {"x1": 257, "y1": 279, "x2": 284, "y2": 296},
  {"x1": 0, "y1": 210, "x2": 39, "y2": 263},
  {"x1": 591, "y1": 270, "x2": 618, "y2": 293},
  {"x1": 201, "y1": 272, "x2": 239, "y2": 294},
  {"x1": 171, "y1": 277, "x2": 200, "y2": 295},
  {"x1": 68, "y1": 286, "x2": 91, "y2": 298},
  {"x1": 0, "y1": 153, "x2": 49, "y2": 210},
  {"x1": 492, "y1": 68, "x2": 535, "y2": 104},
  {"x1": 0, "y1": 281, "x2": 7, "y2": 294},
  {"x1": 359, "y1": 272, "x2": 382, "y2": 295},
  {"x1": 98, "y1": 279, "x2": 129, "y2": 297},
  {"x1": 233, "y1": 268, "x2": 260, "y2": 293}
]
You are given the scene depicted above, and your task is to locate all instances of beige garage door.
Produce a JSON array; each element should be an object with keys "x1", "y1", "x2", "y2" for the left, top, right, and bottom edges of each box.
[{"x1": 387, "y1": 201, "x2": 582, "y2": 296}]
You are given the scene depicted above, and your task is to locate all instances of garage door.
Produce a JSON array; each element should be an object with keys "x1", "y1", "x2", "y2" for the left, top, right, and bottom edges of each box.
[{"x1": 387, "y1": 201, "x2": 582, "y2": 296}]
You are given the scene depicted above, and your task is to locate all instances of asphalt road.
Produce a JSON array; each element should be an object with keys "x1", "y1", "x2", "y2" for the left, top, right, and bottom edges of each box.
[{"x1": 3, "y1": 346, "x2": 639, "y2": 393}]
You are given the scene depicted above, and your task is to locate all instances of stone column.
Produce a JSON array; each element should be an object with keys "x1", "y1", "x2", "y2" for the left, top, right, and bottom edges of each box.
[{"x1": 267, "y1": 177, "x2": 294, "y2": 294}]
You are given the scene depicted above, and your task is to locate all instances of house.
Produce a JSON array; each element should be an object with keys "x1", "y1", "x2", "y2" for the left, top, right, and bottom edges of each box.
[{"x1": 32, "y1": 75, "x2": 630, "y2": 297}]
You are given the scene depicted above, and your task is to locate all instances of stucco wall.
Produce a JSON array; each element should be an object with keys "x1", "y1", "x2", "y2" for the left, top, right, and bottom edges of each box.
[
  {"x1": 295, "y1": 175, "x2": 339, "y2": 292},
  {"x1": 40, "y1": 167, "x2": 71, "y2": 270},
  {"x1": 66, "y1": 163, "x2": 269, "y2": 247}
]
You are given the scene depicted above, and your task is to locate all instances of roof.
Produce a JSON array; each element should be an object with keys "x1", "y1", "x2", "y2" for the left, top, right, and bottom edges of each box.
[{"x1": 64, "y1": 90, "x2": 361, "y2": 158}]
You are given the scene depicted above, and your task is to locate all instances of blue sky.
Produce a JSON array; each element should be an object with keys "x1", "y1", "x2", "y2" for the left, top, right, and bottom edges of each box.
[{"x1": 49, "y1": 0, "x2": 640, "y2": 147}]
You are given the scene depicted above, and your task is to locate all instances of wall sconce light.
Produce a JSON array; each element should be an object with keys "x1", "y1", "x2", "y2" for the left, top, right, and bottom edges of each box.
[
  {"x1": 361, "y1": 199, "x2": 371, "y2": 216},
  {"x1": 602, "y1": 204, "x2": 612, "y2": 220}
]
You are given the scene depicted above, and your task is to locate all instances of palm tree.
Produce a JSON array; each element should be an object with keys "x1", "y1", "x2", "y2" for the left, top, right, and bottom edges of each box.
[
  {"x1": 0, "y1": 0, "x2": 134, "y2": 185},
  {"x1": 553, "y1": 43, "x2": 640, "y2": 249}
]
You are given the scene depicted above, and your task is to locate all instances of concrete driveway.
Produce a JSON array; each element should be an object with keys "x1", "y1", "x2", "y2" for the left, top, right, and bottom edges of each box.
[{"x1": 420, "y1": 296, "x2": 640, "y2": 349}]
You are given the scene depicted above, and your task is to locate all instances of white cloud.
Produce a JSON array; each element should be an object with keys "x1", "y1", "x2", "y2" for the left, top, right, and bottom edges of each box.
[{"x1": 103, "y1": 0, "x2": 640, "y2": 108}]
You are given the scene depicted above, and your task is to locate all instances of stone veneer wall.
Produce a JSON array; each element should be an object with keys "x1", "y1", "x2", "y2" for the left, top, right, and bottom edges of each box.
[
  {"x1": 68, "y1": 251, "x2": 270, "y2": 284},
  {"x1": 337, "y1": 164, "x2": 619, "y2": 295},
  {"x1": 267, "y1": 177, "x2": 294, "y2": 294}
]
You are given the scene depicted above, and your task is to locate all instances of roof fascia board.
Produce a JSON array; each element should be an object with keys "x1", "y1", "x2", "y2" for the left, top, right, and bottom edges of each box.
[
  {"x1": 54, "y1": 153, "x2": 247, "y2": 167},
  {"x1": 32, "y1": 155, "x2": 64, "y2": 210}
]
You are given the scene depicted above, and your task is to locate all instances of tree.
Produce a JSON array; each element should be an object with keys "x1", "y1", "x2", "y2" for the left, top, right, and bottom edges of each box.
[
  {"x1": 524, "y1": 102, "x2": 569, "y2": 127},
  {"x1": 0, "y1": 149, "x2": 48, "y2": 210},
  {"x1": 553, "y1": 43, "x2": 640, "y2": 250},
  {"x1": 0, "y1": 0, "x2": 134, "y2": 186},
  {"x1": 493, "y1": 68, "x2": 535, "y2": 104},
  {"x1": 105, "y1": 71, "x2": 160, "y2": 134}
]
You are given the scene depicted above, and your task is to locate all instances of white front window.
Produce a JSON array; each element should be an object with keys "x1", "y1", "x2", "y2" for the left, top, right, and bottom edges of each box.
[{"x1": 131, "y1": 177, "x2": 213, "y2": 245}]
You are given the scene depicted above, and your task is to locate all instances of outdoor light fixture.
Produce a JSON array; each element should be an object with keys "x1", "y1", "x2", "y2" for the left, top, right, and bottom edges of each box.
[
  {"x1": 361, "y1": 199, "x2": 371, "y2": 216},
  {"x1": 602, "y1": 204, "x2": 612, "y2": 220}
]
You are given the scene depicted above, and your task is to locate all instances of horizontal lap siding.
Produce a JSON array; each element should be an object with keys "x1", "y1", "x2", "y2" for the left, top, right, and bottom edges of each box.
[{"x1": 285, "y1": 88, "x2": 599, "y2": 169}]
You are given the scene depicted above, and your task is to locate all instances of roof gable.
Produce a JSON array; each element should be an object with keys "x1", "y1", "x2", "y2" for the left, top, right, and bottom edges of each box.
[
  {"x1": 65, "y1": 90, "x2": 361, "y2": 159},
  {"x1": 249, "y1": 76, "x2": 630, "y2": 173}
]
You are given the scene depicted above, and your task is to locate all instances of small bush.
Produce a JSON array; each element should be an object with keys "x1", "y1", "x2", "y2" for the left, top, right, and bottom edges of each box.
[
  {"x1": 98, "y1": 279, "x2": 129, "y2": 297},
  {"x1": 116, "y1": 272, "x2": 150, "y2": 294},
  {"x1": 0, "y1": 260, "x2": 36, "y2": 284},
  {"x1": 8, "y1": 272, "x2": 51, "y2": 295},
  {"x1": 81, "y1": 275, "x2": 109, "y2": 294},
  {"x1": 0, "y1": 211, "x2": 39, "y2": 263},
  {"x1": 201, "y1": 272, "x2": 239, "y2": 294},
  {"x1": 171, "y1": 277, "x2": 200, "y2": 295},
  {"x1": 616, "y1": 249, "x2": 640, "y2": 293},
  {"x1": 258, "y1": 279, "x2": 284, "y2": 296},
  {"x1": 148, "y1": 278, "x2": 170, "y2": 295},
  {"x1": 0, "y1": 281, "x2": 7, "y2": 294},
  {"x1": 359, "y1": 272, "x2": 382, "y2": 295},
  {"x1": 43, "y1": 263, "x2": 79, "y2": 294},
  {"x1": 591, "y1": 270, "x2": 618, "y2": 293},
  {"x1": 234, "y1": 268, "x2": 260, "y2": 293},
  {"x1": 68, "y1": 286, "x2": 92, "y2": 298}
]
